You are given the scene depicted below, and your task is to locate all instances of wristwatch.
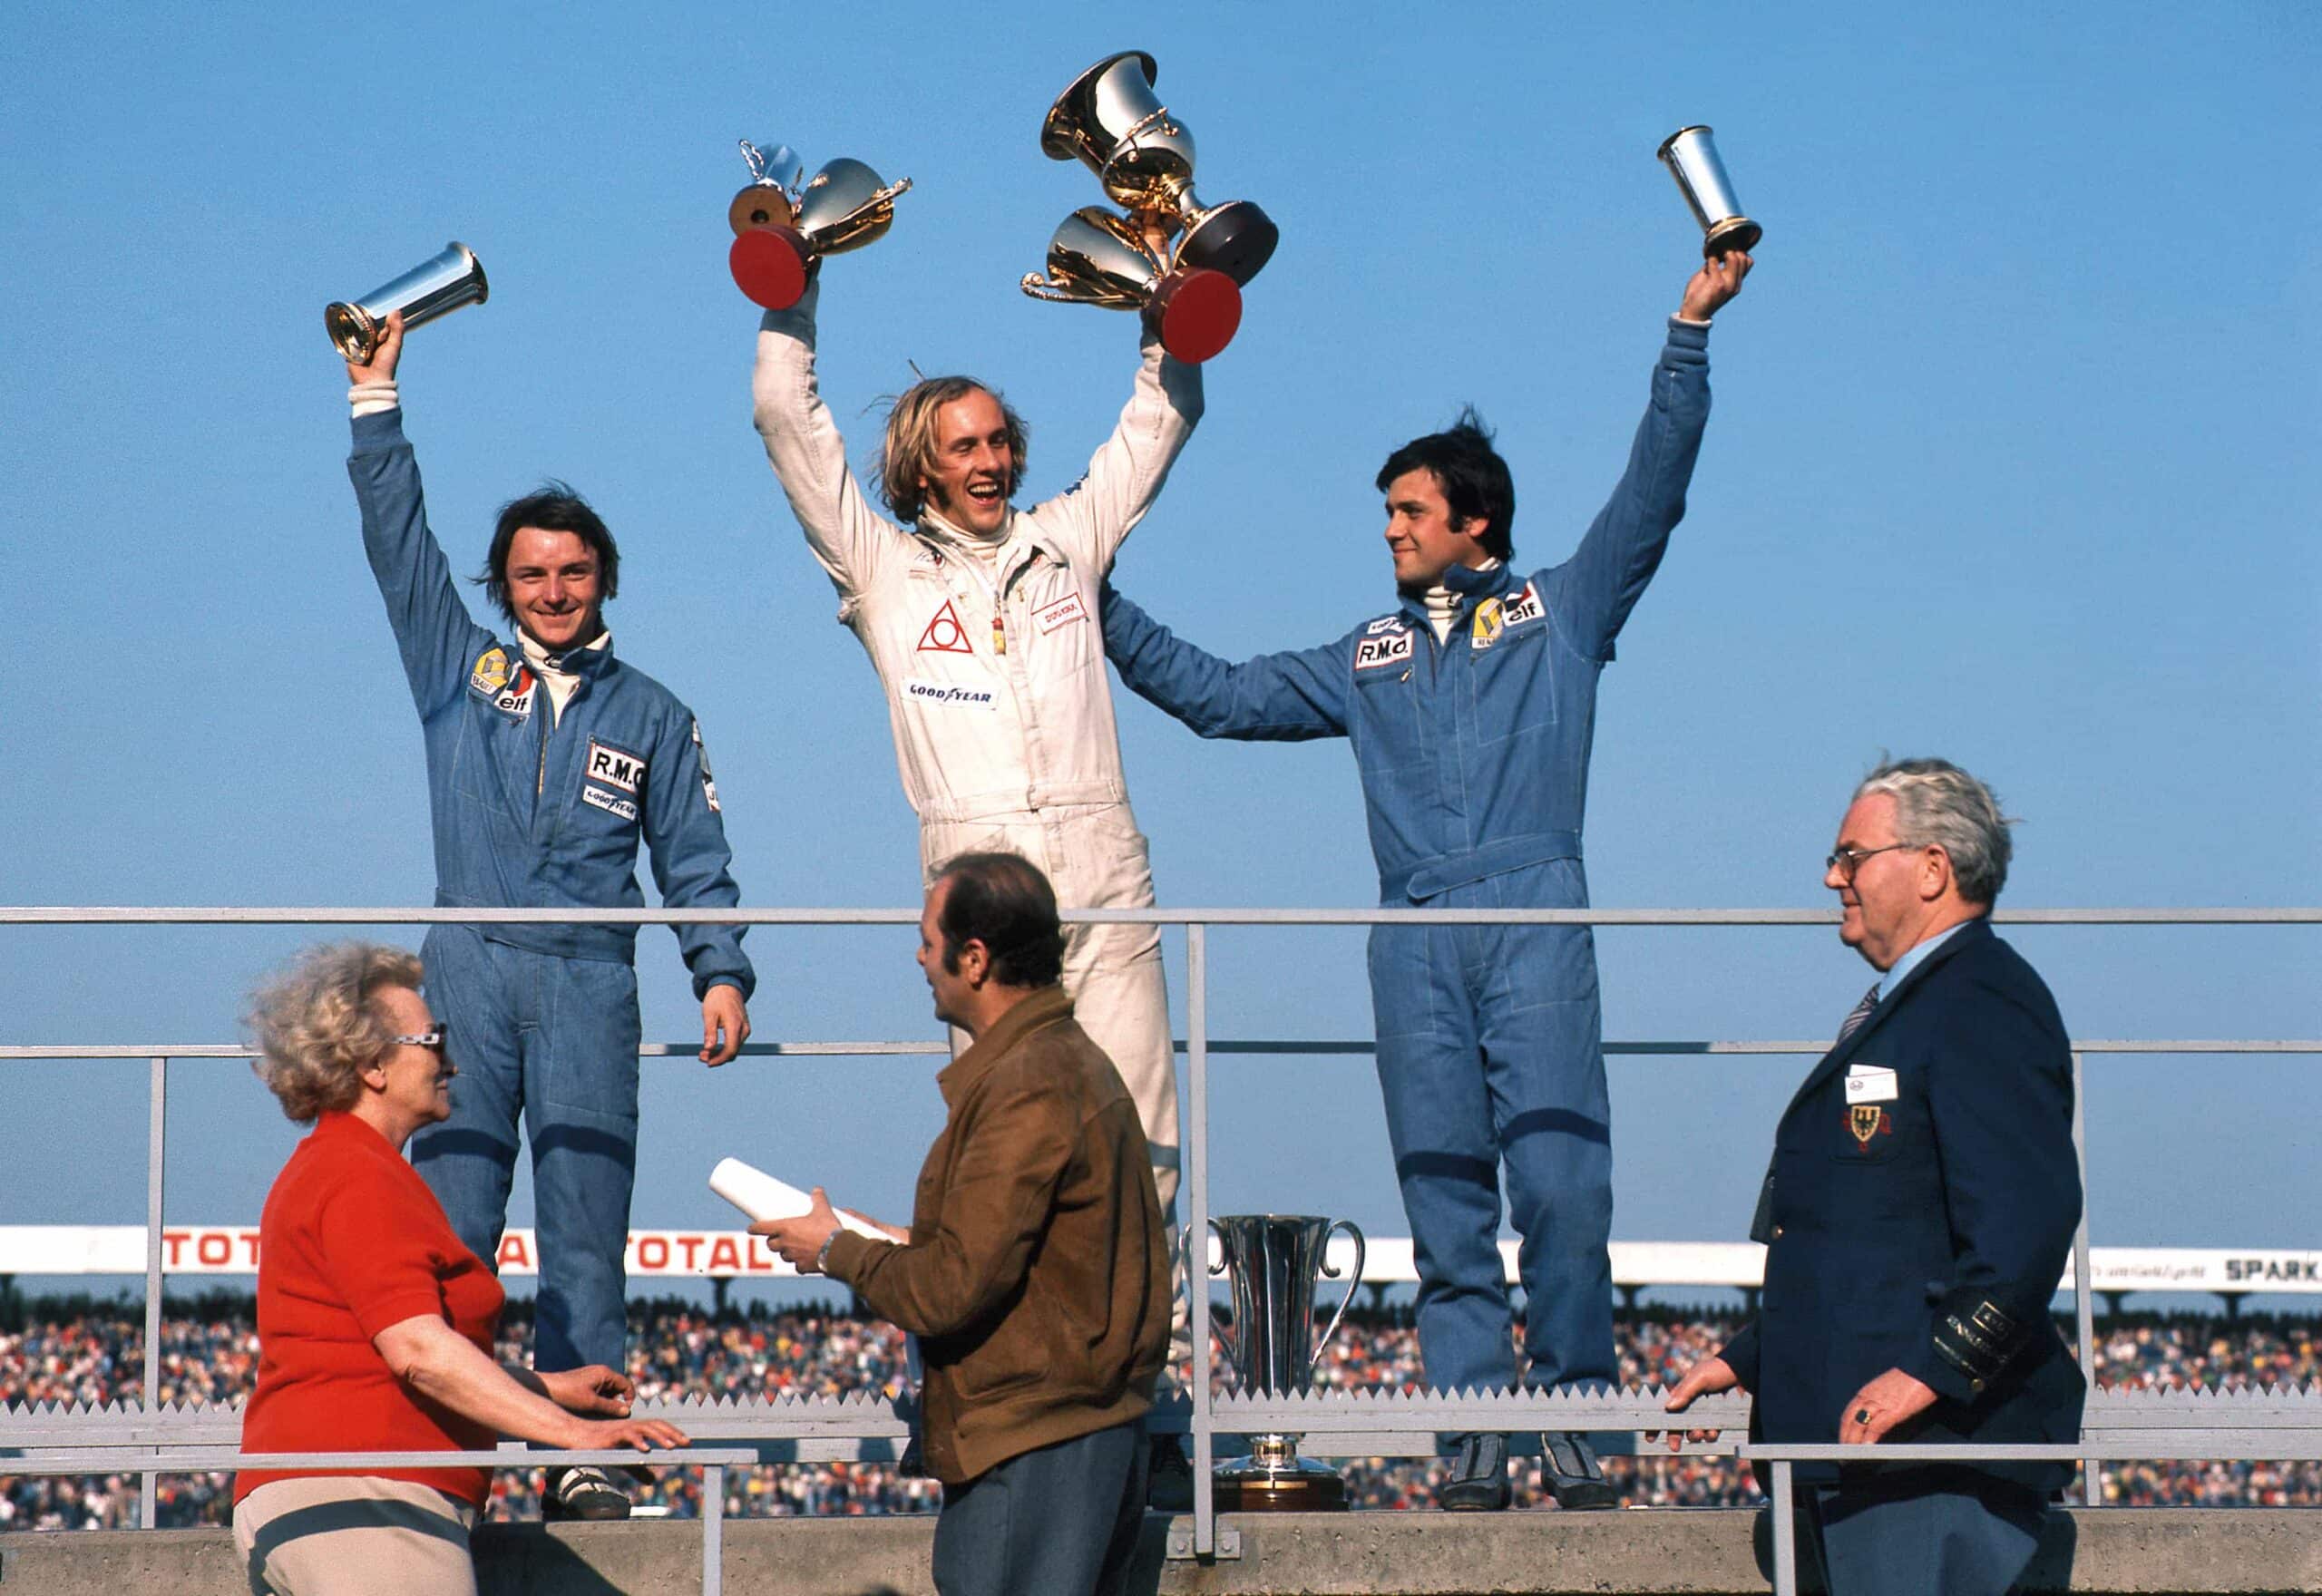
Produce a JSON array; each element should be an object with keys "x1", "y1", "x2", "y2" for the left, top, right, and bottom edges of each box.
[{"x1": 815, "y1": 1229, "x2": 840, "y2": 1276}]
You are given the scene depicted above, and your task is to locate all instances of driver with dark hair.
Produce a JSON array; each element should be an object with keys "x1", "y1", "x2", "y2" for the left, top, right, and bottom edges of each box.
[
  {"x1": 340, "y1": 313, "x2": 756, "y2": 1522},
  {"x1": 1100, "y1": 248, "x2": 1753, "y2": 1509}
]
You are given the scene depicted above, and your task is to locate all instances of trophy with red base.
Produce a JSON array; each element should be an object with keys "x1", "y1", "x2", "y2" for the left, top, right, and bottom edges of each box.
[{"x1": 728, "y1": 138, "x2": 912, "y2": 310}]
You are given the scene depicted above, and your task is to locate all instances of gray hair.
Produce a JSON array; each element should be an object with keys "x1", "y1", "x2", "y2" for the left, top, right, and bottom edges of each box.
[
  {"x1": 1853, "y1": 757, "x2": 2015, "y2": 905},
  {"x1": 245, "y1": 942, "x2": 424, "y2": 1124}
]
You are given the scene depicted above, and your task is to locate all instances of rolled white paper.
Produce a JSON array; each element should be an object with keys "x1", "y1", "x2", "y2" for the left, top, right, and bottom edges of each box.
[{"x1": 709, "y1": 1157, "x2": 887, "y2": 1241}]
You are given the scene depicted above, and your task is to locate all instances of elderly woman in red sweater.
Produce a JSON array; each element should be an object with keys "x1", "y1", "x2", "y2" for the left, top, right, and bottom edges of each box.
[{"x1": 232, "y1": 943, "x2": 686, "y2": 1595}]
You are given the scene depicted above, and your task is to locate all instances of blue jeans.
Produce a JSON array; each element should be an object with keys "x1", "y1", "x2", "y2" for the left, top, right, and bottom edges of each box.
[
  {"x1": 411, "y1": 925, "x2": 641, "y2": 1373},
  {"x1": 931, "y1": 1421, "x2": 1148, "y2": 1596},
  {"x1": 1366, "y1": 862, "x2": 1615, "y2": 1416}
]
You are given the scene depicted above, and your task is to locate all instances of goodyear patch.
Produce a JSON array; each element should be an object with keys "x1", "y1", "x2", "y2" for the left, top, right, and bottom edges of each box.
[
  {"x1": 580, "y1": 785, "x2": 639, "y2": 822},
  {"x1": 1366, "y1": 615, "x2": 1409, "y2": 637},
  {"x1": 469, "y1": 647, "x2": 511, "y2": 695},
  {"x1": 1354, "y1": 631, "x2": 1414, "y2": 673},
  {"x1": 904, "y1": 676, "x2": 997, "y2": 708}
]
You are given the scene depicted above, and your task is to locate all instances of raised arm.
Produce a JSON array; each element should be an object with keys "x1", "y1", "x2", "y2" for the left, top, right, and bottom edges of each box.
[
  {"x1": 1032, "y1": 333, "x2": 1205, "y2": 572},
  {"x1": 343, "y1": 315, "x2": 496, "y2": 719},
  {"x1": 751, "y1": 280, "x2": 902, "y2": 601},
  {"x1": 1543, "y1": 252, "x2": 1751, "y2": 663},
  {"x1": 1101, "y1": 582, "x2": 1350, "y2": 741}
]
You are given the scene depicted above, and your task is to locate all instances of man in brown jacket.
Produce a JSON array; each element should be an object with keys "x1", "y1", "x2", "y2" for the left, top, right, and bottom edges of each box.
[{"x1": 753, "y1": 852, "x2": 1170, "y2": 1596}]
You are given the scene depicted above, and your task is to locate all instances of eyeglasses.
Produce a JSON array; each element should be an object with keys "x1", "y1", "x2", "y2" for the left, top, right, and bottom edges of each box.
[
  {"x1": 1825, "y1": 843, "x2": 1912, "y2": 882},
  {"x1": 390, "y1": 1029, "x2": 446, "y2": 1051}
]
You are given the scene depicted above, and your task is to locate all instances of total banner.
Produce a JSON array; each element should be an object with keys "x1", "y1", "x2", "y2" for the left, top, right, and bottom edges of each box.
[{"x1": 3, "y1": 1228, "x2": 2317, "y2": 1292}]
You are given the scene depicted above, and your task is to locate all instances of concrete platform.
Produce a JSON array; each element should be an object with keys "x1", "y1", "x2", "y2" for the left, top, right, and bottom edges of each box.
[{"x1": 5, "y1": 1508, "x2": 2322, "y2": 1593}]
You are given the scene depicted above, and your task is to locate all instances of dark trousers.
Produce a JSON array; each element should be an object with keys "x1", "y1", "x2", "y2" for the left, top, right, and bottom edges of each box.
[
  {"x1": 931, "y1": 1421, "x2": 1147, "y2": 1596},
  {"x1": 1810, "y1": 1475, "x2": 2048, "y2": 1596}
]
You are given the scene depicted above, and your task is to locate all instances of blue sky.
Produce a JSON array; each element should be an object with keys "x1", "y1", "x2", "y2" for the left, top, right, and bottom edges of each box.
[{"x1": 2, "y1": 2, "x2": 2316, "y2": 1299}]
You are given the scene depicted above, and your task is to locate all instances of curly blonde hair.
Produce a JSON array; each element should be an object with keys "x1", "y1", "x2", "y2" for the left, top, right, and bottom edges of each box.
[{"x1": 246, "y1": 942, "x2": 424, "y2": 1124}]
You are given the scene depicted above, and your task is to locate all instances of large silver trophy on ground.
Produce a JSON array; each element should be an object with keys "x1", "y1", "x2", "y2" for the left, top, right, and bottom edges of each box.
[
  {"x1": 1657, "y1": 126, "x2": 1761, "y2": 258},
  {"x1": 727, "y1": 138, "x2": 912, "y2": 310},
  {"x1": 1204, "y1": 1214, "x2": 1365, "y2": 1511},
  {"x1": 1021, "y1": 50, "x2": 1275, "y2": 363},
  {"x1": 325, "y1": 242, "x2": 487, "y2": 364}
]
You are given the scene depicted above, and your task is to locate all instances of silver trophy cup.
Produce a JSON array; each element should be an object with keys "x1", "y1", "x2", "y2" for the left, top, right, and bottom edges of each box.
[
  {"x1": 325, "y1": 242, "x2": 488, "y2": 365},
  {"x1": 1657, "y1": 125, "x2": 1761, "y2": 258},
  {"x1": 727, "y1": 139, "x2": 912, "y2": 310},
  {"x1": 1205, "y1": 1213, "x2": 1365, "y2": 1510},
  {"x1": 1020, "y1": 205, "x2": 1244, "y2": 364},
  {"x1": 1037, "y1": 50, "x2": 1278, "y2": 287}
]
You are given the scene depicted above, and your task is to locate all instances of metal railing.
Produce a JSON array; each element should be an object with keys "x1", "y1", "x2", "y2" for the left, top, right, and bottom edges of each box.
[{"x1": 3, "y1": 903, "x2": 2317, "y2": 1583}]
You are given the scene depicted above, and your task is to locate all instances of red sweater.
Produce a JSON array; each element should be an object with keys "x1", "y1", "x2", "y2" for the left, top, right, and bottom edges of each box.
[{"x1": 234, "y1": 1112, "x2": 504, "y2": 1506}]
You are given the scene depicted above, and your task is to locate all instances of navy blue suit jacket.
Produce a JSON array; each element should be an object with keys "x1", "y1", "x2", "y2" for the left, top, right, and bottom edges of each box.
[{"x1": 1718, "y1": 917, "x2": 2085, "y2": 1492}]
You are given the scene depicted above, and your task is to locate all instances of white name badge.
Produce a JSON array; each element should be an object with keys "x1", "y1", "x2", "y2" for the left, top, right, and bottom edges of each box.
[{"x1": 1844, "y1": 1066, "x2": 1898, "y2": 1105}]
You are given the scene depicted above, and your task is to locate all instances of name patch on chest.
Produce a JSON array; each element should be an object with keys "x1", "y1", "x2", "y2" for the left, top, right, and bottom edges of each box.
[
  {"x1": 1033, "y1": 591, "x2": 1088, "y2": 634},
  {"x1": 1844, "y1": 1065, "x2": 1898, "y2": 1105},
  {"x1": 580, "y1": 785, "x2": 639, "y2": 822},
  {"x1": 1354, "y1": 631, "x2": 1414, "y2": 672},
  {"x1": 904, "y1": 676, "x2": 997, "y2": 710},
  {"x1": 587, "y1": 739, "x2": 646, "y2": 794}
]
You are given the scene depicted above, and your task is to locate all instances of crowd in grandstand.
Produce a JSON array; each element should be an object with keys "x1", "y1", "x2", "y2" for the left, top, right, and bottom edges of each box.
[{"x1": 4, "y1": 1294, "x2": 2318, "y2": 1530}]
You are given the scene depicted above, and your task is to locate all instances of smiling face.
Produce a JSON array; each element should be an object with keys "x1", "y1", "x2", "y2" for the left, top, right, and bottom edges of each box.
[
  {"x1": 1382, "y1": 468, "x2": 1490, "y2": 590},
  {"x1": 919, "y1": 389, "x2": 1016, "y2": 536},
  {"x1": 1825, "y1": 793, "x2": 1943, "y2": 971},
  {"x1": 369, "y1": 984, "x2": 456, "y2": 1130},
  {"x1": 502, "y1": 527, "x2": 604, "y2": 653}
]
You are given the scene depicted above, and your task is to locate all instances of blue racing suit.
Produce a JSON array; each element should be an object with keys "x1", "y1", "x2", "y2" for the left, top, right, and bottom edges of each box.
[
  {"x1": 348, "y1": 406, "x2": 755, "y2": 1373},
  {"x1": 1101, "y1": 318, "x2": 1712, "y2": 1407}
]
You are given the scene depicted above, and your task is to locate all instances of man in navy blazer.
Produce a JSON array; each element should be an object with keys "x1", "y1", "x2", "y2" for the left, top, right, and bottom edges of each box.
[{"x1": 1659, "y1": 758, "x2": 2083, "y2": 1596}]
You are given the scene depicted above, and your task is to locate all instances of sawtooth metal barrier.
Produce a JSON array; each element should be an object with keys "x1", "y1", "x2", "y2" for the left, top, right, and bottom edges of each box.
[{"x1": 2, "y1": 903, "x2": 2317, "y2": 1596}]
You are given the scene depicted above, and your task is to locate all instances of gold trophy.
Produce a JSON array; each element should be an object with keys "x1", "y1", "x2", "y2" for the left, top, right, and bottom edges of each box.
[
  {"x1": 324, "y1": 243, "x2": 487, "y2": 364},
  {"x1": 1021, "y1": 206, "x2": 1243, "y2": 364},
  {"x1": 1038, "y1": 50, "x2": 1278, "y2": 288},
  {"x1": 727, "y1": 138, "x2": 912, "y2": 310},
  {"x1": 1657, "y1": 126, "x2": 1761, "y2": 258}
]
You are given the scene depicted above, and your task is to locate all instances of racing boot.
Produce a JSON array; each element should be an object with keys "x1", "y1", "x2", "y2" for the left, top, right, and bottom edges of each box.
[
  {"x1": 1542, "y1": 1430, "x2": 1618, "y2": 1510},
  {"x1": 544, "y1": 1464, "x2": 631, "y2": 1521},
  {"x1": 1436, "y1": 1433, "x2": 1510, "y2": 1511}
]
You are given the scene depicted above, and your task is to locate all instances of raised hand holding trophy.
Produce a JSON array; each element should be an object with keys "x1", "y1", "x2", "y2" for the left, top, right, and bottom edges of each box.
[{"x1": 324, "y1": 242, "x2": 488, "y2": 364}]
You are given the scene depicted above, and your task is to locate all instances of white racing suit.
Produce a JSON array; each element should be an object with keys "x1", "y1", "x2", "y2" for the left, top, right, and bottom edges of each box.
[{"x1": 750, "y1": 283, "x2": 1200, "y2": 1261}]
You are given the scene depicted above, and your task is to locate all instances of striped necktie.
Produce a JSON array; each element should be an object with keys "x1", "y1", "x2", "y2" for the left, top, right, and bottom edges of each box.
[{"x1": 1836, "y1": 983, "x2": 1880, "y2": 1046}]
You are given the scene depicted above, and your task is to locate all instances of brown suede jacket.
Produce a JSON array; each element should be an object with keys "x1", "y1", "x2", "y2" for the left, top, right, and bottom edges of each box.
[{"x1": 823, "y1": 984, "x2": 1169, "y2": 1484}]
